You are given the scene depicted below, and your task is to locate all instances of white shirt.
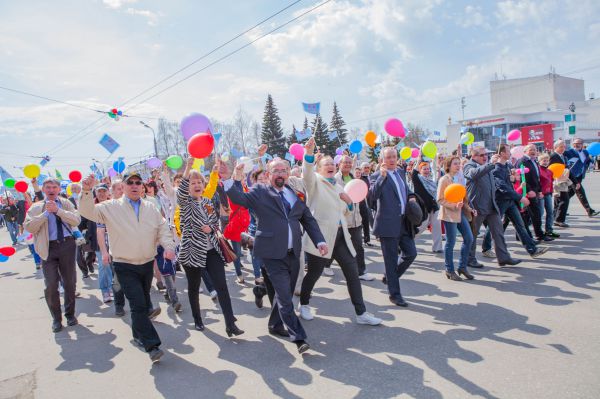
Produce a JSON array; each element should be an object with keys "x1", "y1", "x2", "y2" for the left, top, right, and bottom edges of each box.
[{"x1": 389, "y1": 169, "x2": 406, "y2": 214}]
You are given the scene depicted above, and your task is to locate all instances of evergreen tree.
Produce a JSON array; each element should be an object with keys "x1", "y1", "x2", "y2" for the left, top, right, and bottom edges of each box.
[
  {"x1": 261, "y1": 94, "x2": 287, "y2": 157},
  {"x1": 302, "y1": 116, "x2": 309, "y2": 132},
  {"x1": 311, "y1": 114, "x2": 331, "y2": 155},
  {"x1": 329, "y1": 102, "x2": 349, "y2": 146},
  {"x1": 287, "y1": 124, "x2": 297, "y2": 148}
]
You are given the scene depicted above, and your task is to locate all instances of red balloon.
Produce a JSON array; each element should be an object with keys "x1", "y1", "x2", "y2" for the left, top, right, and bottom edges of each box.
[
  {"x1": 69, "y1": 170, "x2": 82, "y2": 183},
  {"x1": 111, "y1": 108, "x2": 118, "y2": 114},
  {"x1": 14, "y1": 180, "x2": 28, "y2": 193},
  {"x1": 187, "y1": 132, "x2": 215, "y2": 159},
  {"x1": 0, "y1": 247, "x2": 16, "y2": 256}
]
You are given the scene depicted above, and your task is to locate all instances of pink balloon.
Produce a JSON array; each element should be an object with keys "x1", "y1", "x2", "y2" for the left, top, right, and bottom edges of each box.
[
  {"x1": 510, "y1": 145, "x2": 525, "y2": 159},
  {"x1": 289, "y1": 143, "x2": 304, "y2": 160},
  {"x1": 180, "y1": 113, "x2": 213, "y2": 141},
  {"x1": 384, "y1": 118, "x2": 406, "y2": 138},
  {"x1": 507, "y1": 129, "x2": 521, "y2": 141},
  {"x1": 107, "y1": 167, "x2": 117, "y2": 177},
  {"x1": 344, "y1": 178, "x2": 368, "y2": 203},
  {"x1": 524, "y1": 167, "x2": 530, "y2": 173},
  {"x1": 411, "y1": 148, "x2": 420, "y2": 158},
  {"x1": 334, "y1": 154, "x2": 342, "y2": 164}
]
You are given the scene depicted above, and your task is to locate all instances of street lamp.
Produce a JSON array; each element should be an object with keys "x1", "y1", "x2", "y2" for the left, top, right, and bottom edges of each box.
[{"x1": 139, "y1": 121, "x2": 158, "y2": 157}]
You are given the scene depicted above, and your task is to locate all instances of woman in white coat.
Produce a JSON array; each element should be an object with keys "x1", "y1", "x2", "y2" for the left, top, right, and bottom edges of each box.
[{"x1": 293, "y1": 138, "x2": 381, "y2": 326}]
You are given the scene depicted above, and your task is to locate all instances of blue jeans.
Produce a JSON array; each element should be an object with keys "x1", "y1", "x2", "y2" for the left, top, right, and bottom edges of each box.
[
  {"x1": 443, "y1": 215, "x2": 474, "y2": 272},
  {"x1": 28, "y1": 244, "x2": 41, "y2": 265},
  {"x1": 538, "y1": 194, "x2": 554, "y2": 233},
  {"x1": 6, "y1": 221, "x2": 19, "y2": 244},
  {"x1": 230, "y1": 241, "x2": 243, "y2": 276},
  {"x1": 251, "y1": 249, "x2": 263, "y2": 279},
  {"x1": 95, "y1": 250, "x2": 114, "y2": 295}
]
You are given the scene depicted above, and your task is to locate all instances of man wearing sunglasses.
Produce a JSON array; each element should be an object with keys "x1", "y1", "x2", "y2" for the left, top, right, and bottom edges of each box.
[{"x1": 79, "y1": 171, "x2": 176, "y2": 363}]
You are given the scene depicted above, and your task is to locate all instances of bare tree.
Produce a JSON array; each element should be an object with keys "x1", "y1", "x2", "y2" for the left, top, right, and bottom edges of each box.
[
  {"x1": 233, "y1": 107, "x2": 251, "y2": 154},
  {"x1": 250, "y1": 120, "x2": 261, "y2": 149}
]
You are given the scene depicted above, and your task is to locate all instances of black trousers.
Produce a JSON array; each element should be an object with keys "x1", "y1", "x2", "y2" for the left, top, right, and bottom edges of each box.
[
  {"x1": 348, "y1": 226, "x2": 366, "y2": 275},
  {"x1": 554, "y1": 191, "x2": 570, "y2": 223},
  {"x1": 113, "y1": 261, "x2": 161, "y2": 352},
  {"x1": 182, "y1": 249, "x2": 236, "y2": 328},
  {"x1": 76, "y1": 246, "x2": 95, "y2": 276},
  {"x1": 110, "y1": 262, "x2": 126, "y2": 309},
  {"x1": 569, "y1": 177, "x2": 593, "y2": 214},
  {"x1": 301, "y1": 228, "x2": 366, "y2": 315},
  {"x1": 359, "y1": 201, "x2": 371, "y2": 243},
  {"x1": 42, "y1": 238, "x2": 77, "y2": 322},
  {"x1": 523, "y1": 197, "x2": 544, "y2": 239}
]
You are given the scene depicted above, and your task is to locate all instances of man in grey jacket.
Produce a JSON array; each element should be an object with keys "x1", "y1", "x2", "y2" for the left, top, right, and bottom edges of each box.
[{"x1": 463, "y1": 147, "x2": 520, "y2": 267}]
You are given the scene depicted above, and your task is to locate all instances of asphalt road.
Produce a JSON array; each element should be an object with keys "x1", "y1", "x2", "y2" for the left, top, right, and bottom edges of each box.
[{"x1": 1, "y1": 173, "x2": 599, "y2": 399}]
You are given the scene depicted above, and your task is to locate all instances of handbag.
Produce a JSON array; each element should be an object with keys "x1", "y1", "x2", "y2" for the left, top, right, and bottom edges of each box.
[{"x1": 215, "y1": 228, "x2": 237, "y2": 263}]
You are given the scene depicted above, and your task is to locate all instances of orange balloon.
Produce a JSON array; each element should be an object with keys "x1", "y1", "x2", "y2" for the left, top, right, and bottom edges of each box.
[
  {"x1": 444, "y1": 183, "x2": 466, "y2": 203},
  {"x1": 364, "y1": 130, "x2": 377, "y2": 147},
  {"x1": 547, "y1": 163, "x2": 565, "y2": 179}
]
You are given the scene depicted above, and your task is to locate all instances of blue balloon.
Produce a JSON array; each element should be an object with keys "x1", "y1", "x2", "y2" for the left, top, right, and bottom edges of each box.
[
  {"x1": 0, "y1": 254, "x2": 8, "y2": 262},
  {"x1": 349, "y1": 140, "x2": 363, "y2": 154},
  {"x1": 587, "y1": 142, "x2": 600, "y2": 157},
  {"x1": 117, "y1": 110, "x2": 123, "y2": 116},
  {"x1": 113, "y1": 161, "x2": 126, "y2": 173}
]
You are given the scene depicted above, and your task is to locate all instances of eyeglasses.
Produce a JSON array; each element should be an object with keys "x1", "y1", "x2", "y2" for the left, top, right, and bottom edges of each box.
[
  {"x1": 126, "y1": 180, "x2": 143, "y2": 185},
  {"x1": 271, "y1": 169, "x2": 288, "y2": 175}
]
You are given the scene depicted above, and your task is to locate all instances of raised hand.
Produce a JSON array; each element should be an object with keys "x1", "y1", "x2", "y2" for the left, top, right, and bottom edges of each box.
[
  {"x1": 305, "y1": 137, "x2": 316, "y2": 155},
  {"x1": 233, "y1": 163, "x2": 245, "y2": 181},
  {"x1": 258, "y1": 144, "x2": 268, "y2": 157},
  {"x1": 81, "y1": 174, "x2": 97, "y2": 191},
  {"x1": 380, "y1": 164, "x2": 388, "y2": 178}
]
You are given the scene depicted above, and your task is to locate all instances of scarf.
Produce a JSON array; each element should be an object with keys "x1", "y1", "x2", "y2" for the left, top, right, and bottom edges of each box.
[{"x1": 418, "y1": 174, "x2": 437, "y2": 197}]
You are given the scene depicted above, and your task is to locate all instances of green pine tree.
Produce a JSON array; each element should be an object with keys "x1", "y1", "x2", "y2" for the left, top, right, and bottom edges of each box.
[
  {"x1": 302, "y1": 116, "x2": 309, "y2": 132},
  {"x1": 261, "y1": 94, "x2": 287, "y2": 157},
  {"x1": 311, "y1": 114, "x2": 331, "y2": 155},
  {"x1": 329, "y1": 102, "x2": 349, "y2": 147}
]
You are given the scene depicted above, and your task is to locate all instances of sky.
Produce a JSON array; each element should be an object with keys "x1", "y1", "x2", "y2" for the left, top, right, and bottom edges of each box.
[{"x1": 1, "y1": 0, "x2": 600, "y2": 177}]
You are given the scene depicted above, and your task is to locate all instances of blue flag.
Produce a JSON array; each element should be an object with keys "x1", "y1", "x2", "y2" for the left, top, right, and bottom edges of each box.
[
  {"x1": 99, "y1": 134, "x2": 120, "y2": 154},
  {"x1": 433, "y1": 130, "x2": 441, "y2": 137},
  {"x1": 284, "y1": 152, "x2": 295, "y2": 164},
  {"x1": 40, "y1": 155, "x2": 51, "y2": 166},
  {"x1": 295, "y1": 128, "x2": 311, "y2": 141},
  {"x1": 493, "y1": 127, "x2": 503, "y2": 137},
  {"x1": 0, "y1": 165, "x2": 14, "y2": 182},
  {"x1": 302, "y1": 102, "x2": 320, "y2": 114},
  {"x1": 327, "y1": 130, "x2": 338, "y2": 140},
  {"x1": 213, "y1": 132, "x2": 222, "y2": 142},
  {"x1": 230, "y1": 148, "x2": 244, "y2": 159}
]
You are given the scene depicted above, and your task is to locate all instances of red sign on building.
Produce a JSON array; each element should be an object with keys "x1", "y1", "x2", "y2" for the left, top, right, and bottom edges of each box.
[{"x1": 520, "y1": 123, "x2": 554, "y2": 150}]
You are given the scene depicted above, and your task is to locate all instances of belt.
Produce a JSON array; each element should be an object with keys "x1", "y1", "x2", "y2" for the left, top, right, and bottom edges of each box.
[
  {"x1": 287, "y1": 249, "x2": 294, "y2": 254},
  {"x1": 49, "y1": 236, "x2": 74, "y2": 244}
]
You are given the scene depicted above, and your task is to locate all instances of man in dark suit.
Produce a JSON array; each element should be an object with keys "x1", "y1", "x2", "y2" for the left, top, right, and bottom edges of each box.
[
  {"x1": 518, "y1": 144, "x2": 552, "y2": 242},
  {"x1": 369, "y1": 147, "x2": 418, "y2": 307},
  {"x1": 226, "y1": 160, "x2": 327, "y2": 354},
  {"x1": 564, "y1": 138, "x2": 599, "y2": 217},
  {"x1": 549, "y1": 139, "x2": 571, "y2": 227}
]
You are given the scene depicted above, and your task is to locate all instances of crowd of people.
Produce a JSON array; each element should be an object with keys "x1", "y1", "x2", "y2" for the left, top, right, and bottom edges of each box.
[{"x1": 3, "y1": 135, "x2": 596, "y2": 363}]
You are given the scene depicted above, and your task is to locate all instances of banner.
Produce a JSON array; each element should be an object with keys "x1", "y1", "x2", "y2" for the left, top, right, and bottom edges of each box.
[
  {"x1": 99, "y1": 133, "x2": 120, "y2": 154},
  {"x1": 295, "y1": 128, "x2": 311, "y2": 141},
  {"x1": 0, "y1": 165, "x2": 14, "y2": 182},
  {"x1": 327, "y1": 130, "x2": 338, "y2": 140},
  {"x1": 302, "y1": 102, "x2": 320, "y2": 115}
]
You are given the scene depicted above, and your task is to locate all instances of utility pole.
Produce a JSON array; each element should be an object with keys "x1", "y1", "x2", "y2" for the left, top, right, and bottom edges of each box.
[
  {"x1": 461, "y1": 97, "x2": 466, "y2": 120},
  {"x1": 139, "y1": 121, "x2": 158, "y2": 157}
]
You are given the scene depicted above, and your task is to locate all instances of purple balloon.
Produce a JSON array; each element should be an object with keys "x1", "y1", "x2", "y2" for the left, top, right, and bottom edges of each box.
[
  {"x1": 180, "y1": 113, "x2": 213, "y2": 141},
  {"x1": 147, "y1": 157, "x2": 162, "y2": 169},
  {"x1": 334, "y1": 154, "x2": 342, "y2": 164},
  {"x1": 336, "y1": 147, "x2": 344, "y2": 155},
  {"x1": 107, "y1": 167, "x2": 117, "y2": 177}
]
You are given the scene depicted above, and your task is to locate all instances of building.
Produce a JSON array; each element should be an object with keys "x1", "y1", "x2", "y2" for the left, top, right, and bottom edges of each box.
[{"x1": 447, "y1": 73, "x2": 600, "y2": 152}]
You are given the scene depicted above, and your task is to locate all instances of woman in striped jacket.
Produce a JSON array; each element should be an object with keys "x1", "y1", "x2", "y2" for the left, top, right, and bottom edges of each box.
[{"x1": 177, "y1": 157, "x2": 243, "y2": 336}]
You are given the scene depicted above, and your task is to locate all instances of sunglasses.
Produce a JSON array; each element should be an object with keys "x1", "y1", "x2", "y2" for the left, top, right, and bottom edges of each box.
[{"x1": 126, "y1": 180, "x2": 143, "y2": 186}]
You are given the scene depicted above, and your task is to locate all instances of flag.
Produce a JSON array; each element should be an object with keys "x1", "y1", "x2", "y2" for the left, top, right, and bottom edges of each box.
[
  {"x1": 192, "y1": 158, "x2": 204, "y2": 171},
  {"x1": 302, "y1": 102, "x2": 320, "y2": 114},
  {"x1": 327, "y1": 130, "x2": 338, "y2": 140},
  {"x1": 262, "y1": 153, "x2": 273, "y2": 162},
  {"x1": 295, "y1": 128, "x2": 311, "y2": 141},
  {"x1": 460, "y1": 126, "x2": 467, "y2": 133},
  {"x1": 55, "y1": 169, "x2": 63, "y2": 180},
  {"x1": 0, "y1": 165, "x2": 14, "y2": 182},
  {"x1": 99, "y1": 133, "x2": 120, "y2": 154},
  {"x1": 284, "y1": 152, "x2": 295, "y2": 164},
  {"x1": 433, "y1": 130, "x2": 441, "y2": 137},
  {"x1": 213, "y1": 132, "x2": 222, "y2": 142},
  {"x1": 230, "y1": 148, "x2": 244, "y2": 159},
  {"x1": 493, "y1": 127, "x2": 503, "y2": 137},
  {"x1": 40, "y1": 155, "x2": 51, "y2": 166}
]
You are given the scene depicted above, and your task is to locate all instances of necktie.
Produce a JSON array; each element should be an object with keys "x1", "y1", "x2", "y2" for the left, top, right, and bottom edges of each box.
[
  {"x1": 55, "y1": 214, "x2": 64, "y2": 242},
  {"x1": 392, "y1": 171, "x2": 406, "y2": 213},
  {"x1": 278, "y1": 191, "x2": 291, "y2": 216}
]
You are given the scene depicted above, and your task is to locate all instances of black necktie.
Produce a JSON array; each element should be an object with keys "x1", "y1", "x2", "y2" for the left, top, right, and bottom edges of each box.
[
  {"x1": 278, "y1": 191, "x2": 291, "y2": 216},
  {"x1": 55, "y1": 214, "x2": 64, "y2": 242}
]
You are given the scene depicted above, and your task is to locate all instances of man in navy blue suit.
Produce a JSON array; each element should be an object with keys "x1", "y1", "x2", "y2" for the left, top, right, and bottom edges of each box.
[
  {"x1": 369, "y1": 147, "x2": 418, "y2": 307},
  {"x1": 565, "y1": 138, "x2": 599, "y2": 217},
  {"x1": 225, "y1": 159, "x2": 327, "y2": 354}
]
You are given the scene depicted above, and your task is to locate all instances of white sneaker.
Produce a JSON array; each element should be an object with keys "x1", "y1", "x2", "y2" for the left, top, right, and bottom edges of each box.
[
  {"x1": 359, "y1": 273, "x2": 375, "y2": 281},
  {"x1": 298, "y1": 304, "x2": 314, "y2": 320},
  {"x1": 482, "y1": 250, "x2": 496, "y2": 258},
  {"x1": 356, "y1": 312, "x2": 382, "y2": 326},
  {"x1": 210, "y1": 290, "x2": 218, "y2": 300},
  {"x1": 322, "y1": 268, "x2": 334, "y2": 276}
]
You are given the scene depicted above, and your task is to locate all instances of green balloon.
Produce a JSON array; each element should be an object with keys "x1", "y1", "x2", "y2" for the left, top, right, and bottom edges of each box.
[
  {"x1": 4, "y1": 178, "x2": 15, "y2": 188},
  {"x1": 108, "y1": 112, "x2": 116, "y2": 118},
  {"x1": 165, "y1": 155, "x2": 183, "y2": 169}
]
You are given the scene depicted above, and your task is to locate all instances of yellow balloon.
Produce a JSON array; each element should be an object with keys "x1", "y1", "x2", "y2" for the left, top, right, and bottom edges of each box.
[
  {"x1": 400, "y1": 147, "x2": 411, "y2": 160},
  {"x1": 66, "y1": 184, "x2": 72, "y2": 197},
  {"x1": 422, "y1": 141, "x2": 438, "y2": 158},
  {"x1": 23, "y1": 164, "x2": 41, "y2": 179}
]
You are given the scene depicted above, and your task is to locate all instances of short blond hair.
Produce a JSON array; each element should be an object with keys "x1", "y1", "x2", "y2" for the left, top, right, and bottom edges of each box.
[{"x1": 188, "y1": 170, "x2": 206, "y2": 183}]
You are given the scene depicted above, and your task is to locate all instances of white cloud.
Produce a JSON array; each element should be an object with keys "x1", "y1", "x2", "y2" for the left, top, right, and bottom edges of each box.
[
  {"x1": 457, "y1": 5, "x2": 487, "y2": 28},
  {"x1": 102, "y1": 0, "x2": 138, "y2": 9},
  {"x1": 126, "y1": 8, "x2": 160, "y2": 26},
  {"x1": 495, "y1": 0, "x2": 543, "y2": 25}
]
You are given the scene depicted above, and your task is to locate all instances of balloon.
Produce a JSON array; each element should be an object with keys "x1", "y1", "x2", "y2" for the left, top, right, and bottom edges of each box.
[
  {"x1": 239, "y1": 156, "x2": 254, "y2": 173},
  {"x1": 14, "y1": 180, "x2": 28, "y2": 193},
  {"x1": 111, "y1": 108, "x2": 118, "y2": 114},
  {"x1": 117, "y1": 110, "x2": 123, "y2": 116},
  {"x1": 507, "y1": 129, "x2": 521, "y2": 141},
  {"x1": 548, "y1": 163, "x2": 565, "y2": 179},
  {"x1": 0, "y1": 247, "x2": 16, "y2": 256},
  {"x1": 364, "y1": 130, "x2": 377, "y2": 147},
  {"x1": 187, "y1": 132, "x2": 215, "y2": 159},
  {"x1": 147, "y1": 157, "x2": 162, "y2": 169},
  {"x1": 23, "y1": 164, "x2": 41, "y2": 179},
  {"x1": 510, "y1": 145, "x2": 525, "y2": 159},
  {"x1": 0, "y1": 254, "x2": 8, "y2": 262},
  {"x1": 411, "y1": 148, "x2": 420, "y2": 159},
  {"x1": 421, "y1": 141, "x2": 437, "y2": 159},
  {"x1": 221, "y1": 152, "x2": 230, "y2": 162},
  {"x1": 461, "y1": 132, "x2": 475, "y2": 145},
  {"x1": 334, "y1": 154, "x2": 342, "y2": 164},
  {"x1": 165, "y1": 155, "x2": 184, "y2": 170},
  {"x1": 384, "y1": 118, "x2": 406, "y2": 138},
  {"x1": 66, "y1": 184, "x2": 73, "y2": 197},
  {"x1": 107, "y1": 167, "x2": 117, "y2": 178},
  {"x1": 336, "y1": 147, "x2": 344, "y2": 155},
  {"x1": 587, "y1": 142, "x2": 600, "y2": 157},
  {"x1": 349, "y1": 140, "x2": 363, "y2": 154},
  {"x1": 289, "y1": 143, "x2": 304, "y2": 161},
  {"x1": 68, "y1": 170, "x2": 82, "y2": 183},
  {"x1": 344, "y1": 179, "x2": 368, "y2": 203},
  {"x1": 180, "y1": 113, "x2": 213, "y2": 141},
  {"x1": 3, "y1": 178, "x2": 15, "y2": 188},
  {"x1": 113, "y1": 160, "x2": 125, "y2": 174},
  {"x1": 444, "y1": 183, "x2": 466, "y2": 203},
  {"x1": 108, "y1": 112, "x2": 116, "y2": 119},
  {"x1": 400, "y1": 147, "x2": 411, "y2": 160}
]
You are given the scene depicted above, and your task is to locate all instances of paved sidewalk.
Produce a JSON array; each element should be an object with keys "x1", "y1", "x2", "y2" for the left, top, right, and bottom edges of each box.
[{"x1": 1, "y1": 174, "x2": 599, "y2": 399}]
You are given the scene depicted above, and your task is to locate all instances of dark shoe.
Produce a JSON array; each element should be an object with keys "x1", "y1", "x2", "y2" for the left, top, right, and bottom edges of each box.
[
  {"x1": 546, "y1": 232, "x2": 560, "y2": 238},
  {"x1": 115, "y1": 306, "x2": 125, "y2": 317},
  {"x1": 66, "y1": 316, "x2": 78, "y2": 326},
  {"x1": 269, "y1": 326, "x2": 290, "y2": 337},
  {"x1": 499, "y1": 258, "x2": 522, "y2": 266},
  {"x1": 444, "y1": 271, "x2": 462, "y2": 281},
  {"x1": 194, "y1": 319, "x2": 205, "y2": 331},
  {"x1": 156, "y1": 281, "x2": 166, "y2": 291},
  {"x1": 554, "y1": 221, "x2": 569, "y2": 228},
  {"x1": 88, "y1": 267, "x2": 95, "y2": 274},
  {"x1": 588, "y1": 210, "x2": 600, "y2": 217},
  {"x1": 469, "y1": 261, "x2": 484, "y2": 269},
  {"x1": 148, "y1": 307, "x2": 161, "y2": 320},
  {"x1": 172, "y1": 301, "x2": 182, "y2": 313},
  {"x1": 253, "y1": 285, "x2": 265, "y2": 309},
  {"x1": 149, "y1": 347, "x2": 164, "y2": 362},
  {"x1": 133, "y1": 338, "x2": 144, "y2": 347},
  {"x1": 537, "y1": 236, "x2": 554, "y2": 242},
  {"x1": 82, "y1": 274, "x2": 90, "y2": 279},
  {"x1": 226, "y1": 324, "x2": 245, "y2": 337},
  {"x1": 295, "y1": 340, "x2": 310, "y2": 354},
  {"x1": 364, "y1": 242, "x2": 375, "y2": 247},
  {"x1": 382, "y1": 275, "x2": 387, "y2": 285},
  {"x1": 52, "y1": 320, "x2": 63, "y2": 333},
  {"x1": 458, "y1": 269, "x2": 474, "y2": 280},
  {"x1": 530, "y1": 247, "x2": 549, "y2": 258},
  {"x1": 389, "y1": 296, "x2": 408, "y2": 307}
]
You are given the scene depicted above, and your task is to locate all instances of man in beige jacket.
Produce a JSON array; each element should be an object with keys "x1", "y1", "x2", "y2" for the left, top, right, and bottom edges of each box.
[
  {"x1": 24, "y1": 178, "x2": 81, "y2": 333},
  {"x1": 79, "y1": 171, "x2": 175, "y2": 363}
]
